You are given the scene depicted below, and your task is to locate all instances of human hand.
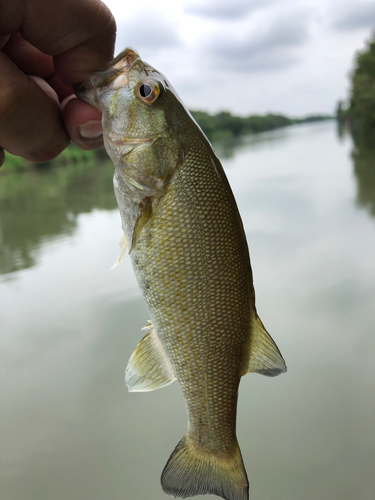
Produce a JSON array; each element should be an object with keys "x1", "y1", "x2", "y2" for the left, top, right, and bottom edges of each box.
[{"x1": 0, "y1": 0, "x2": 116, "y2": 167}]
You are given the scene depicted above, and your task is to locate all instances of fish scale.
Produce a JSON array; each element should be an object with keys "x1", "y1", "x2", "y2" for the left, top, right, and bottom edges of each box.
[
  {"x1": 132, "y1": 126, "x2": 251, "y2": 456},
  {"x1": 76, "y1": 47, "x2": 287, "y2": 500}
]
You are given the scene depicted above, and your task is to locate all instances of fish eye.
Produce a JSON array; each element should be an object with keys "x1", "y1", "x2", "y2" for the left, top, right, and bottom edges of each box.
[
  {"x1": 139, "y1": 84, "x2": 152, "y2": 98},
  {"x1": 136, "y1": 80, "x2": 160, "y2": 104}
]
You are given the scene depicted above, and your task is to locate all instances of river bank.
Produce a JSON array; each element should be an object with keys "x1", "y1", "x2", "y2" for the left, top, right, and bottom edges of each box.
[{"x1": 1, "y1": 111, "x2": 333, "y2": 172}]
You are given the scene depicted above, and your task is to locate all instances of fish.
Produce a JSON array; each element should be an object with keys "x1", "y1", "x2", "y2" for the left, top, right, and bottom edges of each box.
[{"x1": 75, "y1": 48, "x2": 287, "y2": 500}]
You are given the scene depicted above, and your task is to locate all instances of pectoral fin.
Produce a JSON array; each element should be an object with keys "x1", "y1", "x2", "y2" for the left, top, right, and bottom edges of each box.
[
  {"x1": 245, "y1": 316, "x2": 287, "y2": 377},
  {"x1": 125, "y1": 321, "x2": 176, "y2": 392},
  {"x1": 129, "y1": 198, "x2": 152, "y2": 254},
  {"x1": 111, "y1": 233, "x2": 128, "y2": 269}
]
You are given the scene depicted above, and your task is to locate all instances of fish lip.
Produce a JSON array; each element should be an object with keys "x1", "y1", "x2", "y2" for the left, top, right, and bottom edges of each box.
[
  {"x1": 97, "y1": 47, "x2": 140, "y2": 73},
  {"x1": 109, "y1": 129, "x2": 167, "y2": 146},
  {"x1": 79, "y1": 47, "x2": 140, "y2": 94},
  {"x1": 74, "y1": 81, "x2": 93, "y2": 101}
]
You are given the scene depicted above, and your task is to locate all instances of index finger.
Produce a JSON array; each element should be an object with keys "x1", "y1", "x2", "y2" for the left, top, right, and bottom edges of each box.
[{"x1": 0, "y1": 0, "x2": 116, "y2": 86}]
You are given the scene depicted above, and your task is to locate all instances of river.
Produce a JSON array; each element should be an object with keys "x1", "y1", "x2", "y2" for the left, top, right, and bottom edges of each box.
[{"x1": 1, "y1": 121, "x2": 374, "y2": 500}]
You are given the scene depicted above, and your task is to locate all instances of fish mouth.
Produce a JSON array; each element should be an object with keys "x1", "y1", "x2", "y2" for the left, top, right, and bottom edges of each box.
[
  {"x1": 74, "y1": 47, "x2": 141, "y2": 104},
  {"x1": 79, "y1": 48, "x2": 140, "y2": 91},
  {"x1": 108, "y1": 130, "x2": 167, "y2": 147},
  {"x1": 97, "y1": 47, "x2": 140, "y2": 75}
]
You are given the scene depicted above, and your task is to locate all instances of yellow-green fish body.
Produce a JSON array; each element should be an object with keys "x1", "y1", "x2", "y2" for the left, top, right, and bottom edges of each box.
[{"x1": 76, "y1": 48, "x2": 286, "y2": 500}]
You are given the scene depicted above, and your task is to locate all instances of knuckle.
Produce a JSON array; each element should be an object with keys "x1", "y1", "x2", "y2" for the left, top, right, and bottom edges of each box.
[
  {"x1": 0, "y1": 78, "x2": 29, "y2": 118},
  {"x1": 0, "y1": 75, "x2": 69, "y2": 162}
]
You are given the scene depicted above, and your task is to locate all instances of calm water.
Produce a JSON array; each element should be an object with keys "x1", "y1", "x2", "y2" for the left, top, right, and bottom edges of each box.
[{"x1": 1, "y1": 121, "x2": 374, "y2": 500}]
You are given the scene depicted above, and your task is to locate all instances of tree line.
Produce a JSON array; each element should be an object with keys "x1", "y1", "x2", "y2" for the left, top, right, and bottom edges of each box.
[
  {"x1": 2, "y1": 109, "x2": 332, "y2": 171},
  {"x1": 190, "y1": 110, "x2": 332, "y2": 142},
  {"x1": 2, "y1": 108, "x2": 334, "y2": 171},
  {"x1": 337, "y1": 32, "x2": 375, "y2": 147}
]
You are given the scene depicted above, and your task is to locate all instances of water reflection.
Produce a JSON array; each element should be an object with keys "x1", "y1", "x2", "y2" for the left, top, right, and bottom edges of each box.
[
  {"x1": 1, "y1": 122, "x2": 375, "y2": 500},
  {"x1": 0, "y1": 127, "x2": 297, "y2": 276},
  {"x1": 352, "y1": 146, "x2": 375, "y2": 218},
  {"x1": 334, "y1": 116, "x2": 375, "y2": 219},
  {"x1": 0, "y1": 162, "x2": 117, "y2": 276},
  {"x1": 211, "y1": 126, "x2": 297, "y2": 159},
  {"x1": 2, "y1": 122, "x2": 371, "y2": 278}
]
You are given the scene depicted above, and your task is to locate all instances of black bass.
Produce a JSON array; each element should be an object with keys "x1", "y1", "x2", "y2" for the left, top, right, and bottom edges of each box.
[{"x1": 75, "y1": 48, "x2": 287, "y2": 500}]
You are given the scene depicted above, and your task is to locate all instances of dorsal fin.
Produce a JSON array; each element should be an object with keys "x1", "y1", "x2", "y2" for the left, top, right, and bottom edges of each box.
[
  {"x1": 246, "y1": 316, "x2": 287, "y2": 377},
  {"x1": 125, "y1": 321, "x2": 176, "y2": 392}
]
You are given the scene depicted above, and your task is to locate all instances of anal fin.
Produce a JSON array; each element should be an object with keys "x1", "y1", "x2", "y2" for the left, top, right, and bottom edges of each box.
[
  {"x1": 125, "y1": 321, "x2": 176, "y2": 392},
  {"x1": 246, "y1": 316, "x2": 287, "y2": 377}
]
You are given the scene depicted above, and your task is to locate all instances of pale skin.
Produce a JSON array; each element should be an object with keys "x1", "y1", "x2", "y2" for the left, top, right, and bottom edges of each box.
[{"x1": 0, "y1": 0, "x2": 116, "y2": 167}]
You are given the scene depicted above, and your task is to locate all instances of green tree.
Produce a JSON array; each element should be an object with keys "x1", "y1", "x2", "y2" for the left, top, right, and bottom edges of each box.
[{"x1": 349, "y1": 33, "x2": 375, "y2": 146}]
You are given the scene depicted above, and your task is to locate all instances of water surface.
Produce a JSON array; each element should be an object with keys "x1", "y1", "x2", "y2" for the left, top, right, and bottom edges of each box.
[{"x1": 1, "y1": 122, "x2": 374, "y2": 500}]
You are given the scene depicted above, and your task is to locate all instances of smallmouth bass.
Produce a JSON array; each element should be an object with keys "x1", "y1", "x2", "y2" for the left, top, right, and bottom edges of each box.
[{"x1": 76, "y1": 48, "x2": 287, "y2": 500}]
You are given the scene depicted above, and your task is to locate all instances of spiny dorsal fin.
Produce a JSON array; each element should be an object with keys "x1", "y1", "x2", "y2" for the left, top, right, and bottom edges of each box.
[
  {"x1": 129, "y1": 198, "x2": 152, "y2": 254},
  {"x1": 125, "y1": 321, "x2": 176, "y2": 392},
  {"x1": 111, "y1": 233, "x2": 128, "y2": 269},
  {"x1": 246, "y1": 316, "x2": 287, "y2": 377}
]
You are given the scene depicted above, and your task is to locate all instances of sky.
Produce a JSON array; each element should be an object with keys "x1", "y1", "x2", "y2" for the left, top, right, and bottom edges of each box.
[{"x1": 102, "y1": 0, "x2": 375, "y2": 117}]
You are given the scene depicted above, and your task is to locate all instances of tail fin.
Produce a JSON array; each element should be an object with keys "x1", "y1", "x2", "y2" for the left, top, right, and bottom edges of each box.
[{"x1": 161, "y1": 433, "x2": 249, "y2": 500}]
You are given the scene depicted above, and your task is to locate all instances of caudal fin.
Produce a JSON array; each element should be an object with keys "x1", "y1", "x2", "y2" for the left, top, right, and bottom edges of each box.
[{"x1": 161, "y1": 433, "x2": 249, "y2": 500}]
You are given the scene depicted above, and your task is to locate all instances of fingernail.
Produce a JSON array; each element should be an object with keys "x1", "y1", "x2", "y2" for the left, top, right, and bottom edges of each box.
[{"x1": 78, "y1": 120, "x2": 103, "y2": 139}]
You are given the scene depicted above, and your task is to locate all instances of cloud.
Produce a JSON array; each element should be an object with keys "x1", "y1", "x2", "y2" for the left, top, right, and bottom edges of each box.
[
  {"x1": 332, "y1": 2, "x2": 375, "y2": 31},
  {"x1": 184, "y1": 0, "x2": 276, "y2": 20},
  {"x1": 115, "y1": 12, "x2": 181, "y2": 53},
  {"x1": 204, "y1": 14, "x2": 310, "y2": 71},
  {"x1": 103, "y1": 0, "x2": 372, "y2": 115}
]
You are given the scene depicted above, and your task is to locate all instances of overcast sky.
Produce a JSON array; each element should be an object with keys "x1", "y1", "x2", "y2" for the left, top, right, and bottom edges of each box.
[{"x1": 102, "y1": 0, "x2": 375, "y2": 117}]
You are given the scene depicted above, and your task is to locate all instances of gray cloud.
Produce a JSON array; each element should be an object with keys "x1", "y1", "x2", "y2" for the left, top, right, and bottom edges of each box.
[
  {"x1": 228, "y1": 51, "x2": 299, "y2": 72},
  {"x1": 116, "y1": 13, "x2": 180, "y2": 52},
  {"x1": 185, "y1": 0, "x2": 276, "y2": 20},
  {"x1": 204, "y1": 15, "x2": 310, "y2": 71},
  {"x1": 332, "y1": 2, "x2": 375, "y2": 31}
]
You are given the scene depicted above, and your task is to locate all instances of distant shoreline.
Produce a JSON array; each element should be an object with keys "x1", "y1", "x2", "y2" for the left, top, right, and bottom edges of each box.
[
  {"x1": 190, "y1": 110, "x2": 334, "y2": 142},
  {"x1": 1, "y1": 111, "x2": 334, "y2": 172}
]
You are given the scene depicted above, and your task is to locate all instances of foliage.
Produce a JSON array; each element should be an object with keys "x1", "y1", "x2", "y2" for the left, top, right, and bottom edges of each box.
[
  {"x1": 1, "y1": 143, "x2": 98, "y2": 173},
  {"x1": 56, "y1": 143, "x2": 96, "y2": 164},
  {"x1": 190, "y1": 110, "x2": 332, "y2": 140},
  {"x1": 1, "y1": 112, "x2": 333, "y2": 173},
  {"x1": 1, "y1": 152, "x2": 31, "y2": 172},
  {"x1": 347, "y1": 33, "x2": 375, "y2": 146}
]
